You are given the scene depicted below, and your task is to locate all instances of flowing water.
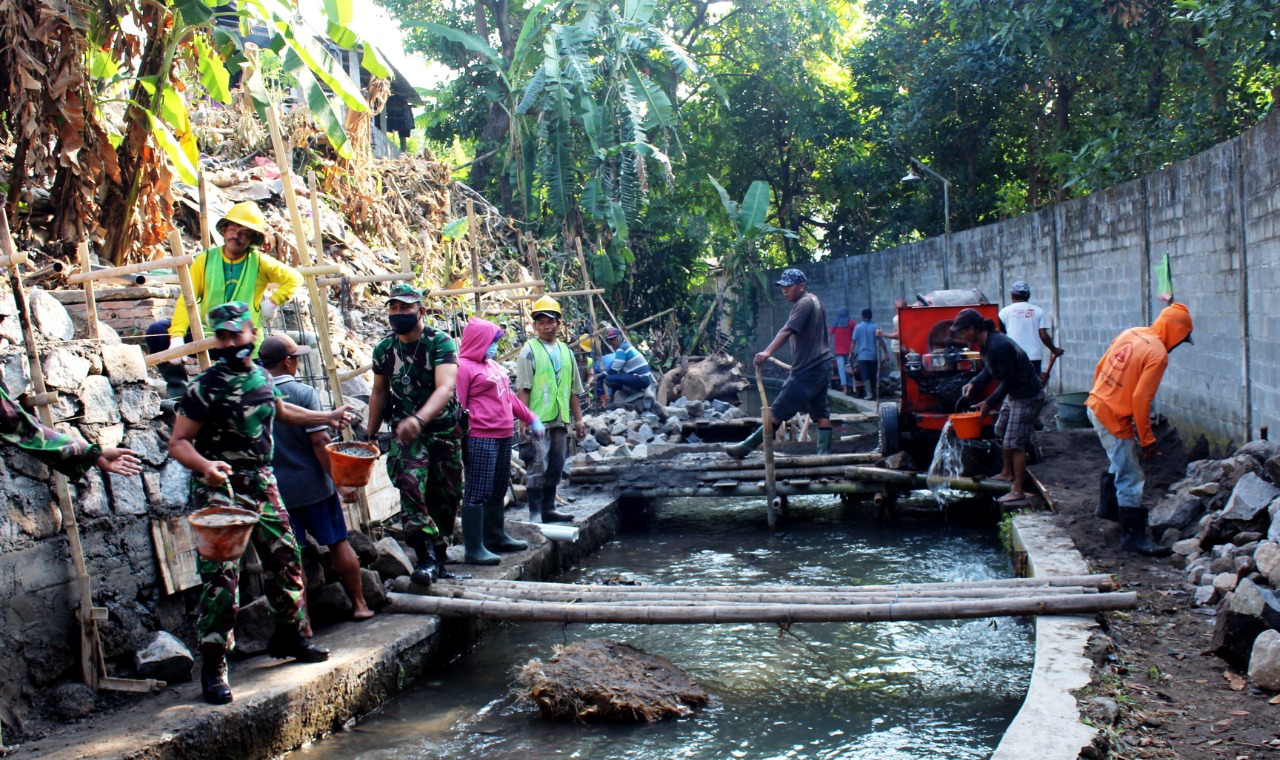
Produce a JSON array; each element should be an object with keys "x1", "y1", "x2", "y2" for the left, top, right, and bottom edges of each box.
[
  {"x1": 925, "y1": 420, "x2": 967, "y2": 506},
  {"x1": 294, "y1": 496, "x2": 1033, "y2": 760}
]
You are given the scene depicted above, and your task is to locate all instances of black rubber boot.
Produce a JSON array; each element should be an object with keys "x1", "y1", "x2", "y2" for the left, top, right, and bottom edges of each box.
[
  {"x1": 816, "y1": 428, "x2": 833, "y2": 456},
  {"x1": 539, "y1": 486, "x2": 574, "y2": 523},
  {"x1": 461, "y1": 503, "x2": 500, "y2": 565},
  {"x1": 482, "y1": 495, "x2": 527, "y2": 553},
  {"x1": 1094, "y1": 472, "x2": 1119, "y2": 522},
  {"x1": 725, "y1": 425, "x2": 765, "y2": 459},
  {"x1": 434, "y1": 543, "x2": 470, "y2": 579},
  {"x1": 200, "y1": 645, "x2": 233, "y2": 705},
  {"x1": 1118, "y1": 507, "x2": 1171, "y2": 557},
  {"x1": 404, "y1": 532, "x2": 438, "y2": 587},
  {"x1": 266, "y1": 625, "x2": 330, "y2": 663}
]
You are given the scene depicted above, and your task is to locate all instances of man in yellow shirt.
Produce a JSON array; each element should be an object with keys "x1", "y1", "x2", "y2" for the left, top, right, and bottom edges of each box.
[{"x1": 146, "y1": 202, "x2": 302, "y2": 396}]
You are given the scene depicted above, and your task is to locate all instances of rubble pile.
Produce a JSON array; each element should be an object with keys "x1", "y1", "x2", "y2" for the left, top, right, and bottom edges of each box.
[
  {"x1": 574, "y1": 396, "x2": 746, "y2": 461},
  {"x1": 1157, "y1": 439, "x2": 1280, "y2": 688}
]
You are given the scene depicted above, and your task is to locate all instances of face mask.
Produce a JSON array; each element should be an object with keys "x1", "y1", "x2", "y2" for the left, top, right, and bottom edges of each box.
[
  {"x1": 485, "y1": 342, "x2": 500, "y2": 360},
  {"x1": 389, "y1": 313, "x2": 420, "y2": 335},
  {"x1": 210, "y1": 344, "x2": 253, "y2": 368}
]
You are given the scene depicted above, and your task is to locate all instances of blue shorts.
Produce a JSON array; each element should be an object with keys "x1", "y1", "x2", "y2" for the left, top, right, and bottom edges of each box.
[{"x1": 286, "y1": 491, "x2": 349, "y2": 547}]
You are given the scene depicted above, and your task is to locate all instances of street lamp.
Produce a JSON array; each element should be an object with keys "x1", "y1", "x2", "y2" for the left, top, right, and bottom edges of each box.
[{"x1": 901, "y1": 156, "x2": 951, "y2": 288}]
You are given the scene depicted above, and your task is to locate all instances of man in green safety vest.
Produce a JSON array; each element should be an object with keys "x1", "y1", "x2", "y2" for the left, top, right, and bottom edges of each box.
[
  {"x1": 146, "y1": 201, "x2": 303, "y2": 396},
  {"x1": 515, "y1": 296, "x2": 586, "y2": 524}
]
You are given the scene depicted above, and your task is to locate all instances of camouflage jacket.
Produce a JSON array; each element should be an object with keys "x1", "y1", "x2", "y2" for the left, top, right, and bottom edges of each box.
[
  {"x1": 177, "y1": 362, "x2": 282, "y2": 469},
  {"x1": 371, "y1": 328, "x2": 460, "y2": 430},
  {"x1": 0, "y1": 384, "x2": 100, "y2": 481}
]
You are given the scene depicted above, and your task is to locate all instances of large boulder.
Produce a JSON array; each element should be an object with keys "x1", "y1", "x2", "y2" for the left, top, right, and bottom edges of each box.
[
  {"x1": 231, "y1": 597, "x2": 274, "y2": 658},
  {"x1": 1248, "y1": 630, "x2": 1280, "y2": 691},
  {"x1": 100, "y1": 344, "x2": 148, "y2": 385},
  {"x1": 1209, "y1": 584, "x2": 1271, "y2": 670},
  {"x1": 1150, "y1": 492, "x2": 1205, "y2": 535},
  {"x1": 134, "y1": 631, "x2": 194, "y2": 684},
  {"x1": 29, "y1": 287, "x2": 75, "y2": 341},
  {"x1": 309, "y1": 581, "x2": 354, "y2": 625},
  {"x1": 43, "y1": 348, "x2": 92, "y2": 391},
  {"x1": 360, "y1": 568, "x2": 387, "y2": 610},
  {"x1": 347, "y1": 530, "x2": 378, "y2": 565},
  {"x1": 371, "y1": 536, "x2": 414, "y2": 581},
  {"x1": 658, "y1": 354, "x2": 750, "y2": 404},
  {"x1": 1220, "y1": 473, "x2": 1280, "y2": 522},
  {"x1": 1255, "y1": 541, "x2": 1280, "y2": 585}
]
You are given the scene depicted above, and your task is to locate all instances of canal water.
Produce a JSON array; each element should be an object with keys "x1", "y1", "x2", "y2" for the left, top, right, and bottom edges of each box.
[{"x1": 295, "y1": 496, "x2": 1034, "y2": 760}]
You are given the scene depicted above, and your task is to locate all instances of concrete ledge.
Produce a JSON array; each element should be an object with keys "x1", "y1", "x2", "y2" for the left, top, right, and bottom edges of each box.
[
  {"x1": 16, "y1": 492, "x2": 620, "y2": 759},
  {"x1": 991, "y1": 513, "x2": 1100, "y2": 760}
]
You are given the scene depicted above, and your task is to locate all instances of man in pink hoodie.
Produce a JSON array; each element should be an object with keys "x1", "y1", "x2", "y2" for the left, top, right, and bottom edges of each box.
[{"x1": 455, "y1": 318, "x2": 543, "y2": 563}]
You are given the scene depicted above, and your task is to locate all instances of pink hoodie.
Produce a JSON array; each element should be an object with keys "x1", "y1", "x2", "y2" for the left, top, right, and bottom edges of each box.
[{"x1": 456, "y1": 317, "x2": 535, "y2": 439}]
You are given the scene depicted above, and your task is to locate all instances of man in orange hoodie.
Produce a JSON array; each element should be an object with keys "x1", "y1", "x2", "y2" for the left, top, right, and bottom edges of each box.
[{"x1": 1085, "y1": 303, "x2": 1194, "y2": 557}]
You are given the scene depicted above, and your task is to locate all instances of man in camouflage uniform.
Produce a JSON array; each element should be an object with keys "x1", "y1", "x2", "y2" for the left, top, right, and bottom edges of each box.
[
  {"x1": 168, "y1": 302, "x2": 353, "y2": 705},
  {"x1": 366, "y1": 283, "x2": 464, "y2": 587},
  {"x1": 0, "y1": 386, "x2": 142, "y2": 478}
]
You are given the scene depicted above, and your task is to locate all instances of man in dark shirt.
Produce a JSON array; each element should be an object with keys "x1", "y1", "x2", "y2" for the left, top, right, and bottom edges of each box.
[
  {"x1": 953, "y1": 308, "x2": 1045, "y2": 503},
  {"x1": 726, "y1": 268, "x2": 835, "y2": 458}
]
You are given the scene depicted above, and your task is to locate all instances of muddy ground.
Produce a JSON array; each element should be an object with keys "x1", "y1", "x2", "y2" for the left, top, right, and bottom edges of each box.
[{"x1": 1033, "y1": 423, "x2": 1280, "y2": 758}]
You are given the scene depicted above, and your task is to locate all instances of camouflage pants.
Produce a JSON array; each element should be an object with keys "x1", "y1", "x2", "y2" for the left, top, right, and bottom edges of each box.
[
  {"x1": 194, "y1": 466, "x2": 306, "y2": 649},
  {"x1": 388, "y1": 427, "x2": 463, "y2": 543}
]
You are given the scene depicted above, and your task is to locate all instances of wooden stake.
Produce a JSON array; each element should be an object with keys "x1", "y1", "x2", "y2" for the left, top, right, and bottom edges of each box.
[
  {"x1": 79, "y1": 242, "x2": 99, "y2": 340},
  {"x1": 198, "y1": 170, "x2": 212, "y2": 251},
  {"x1": 168, "y1": 231, "x2": 210, "y2": 370},
  {"x1": 754, "y1": 364, "x2": 779, "y2": 529},
  {"x1": 466, "y1": 198, "x2": 480, "y2": 313},
  {"x1": 523, "y1": 233, "x2": 543, "y2": 292}
]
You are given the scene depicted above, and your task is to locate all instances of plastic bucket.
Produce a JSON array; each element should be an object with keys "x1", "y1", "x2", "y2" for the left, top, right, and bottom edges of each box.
[
  {"x1": 1055, "y1": 392, "x2": 1090, "y2": 423},
  {"x1": 188, "y1": 506, "x2": 259, "y2": 562},
  {"x1": 326, "y1": 441, "x2": 380, "y2": 487},
  {"x1": 949, "y1": 411, "x2": 984, "y2": 440}
]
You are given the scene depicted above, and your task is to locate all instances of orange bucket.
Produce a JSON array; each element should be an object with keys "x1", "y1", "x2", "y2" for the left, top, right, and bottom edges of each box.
[
  {"x1": 949, "y1": 411, "x2": 984, "y2": 439},
  {"x1": 326, "y1": 441, "x2": 380, "y2": 487},
  {"x1": 188, "y1": 506, "x2": 259, "y2": 562}
]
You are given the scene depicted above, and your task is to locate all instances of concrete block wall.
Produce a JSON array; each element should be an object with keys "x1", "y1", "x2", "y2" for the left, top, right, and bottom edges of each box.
[{"x1": 754, "y1": 109, "x2": 1280, "y2": 447}]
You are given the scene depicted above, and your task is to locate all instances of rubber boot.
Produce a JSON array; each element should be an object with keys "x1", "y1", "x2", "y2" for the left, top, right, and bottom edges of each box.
[
  {"x1": 461, "y1": 503, "x2": 500, "y2": 565},
  {"x1": 816, "y1": 428, "x2": 833, "y2": 456},
  {"x1": 158, "y1": 363, "x2": 189, "y2": 399},
  {"x1": 200, "y1": 644, "x2": 233, "y2": 705},
  {"x1": 539, "y1": 486, "x2": 574, "y2": 523},
  {"x1": 1118, "y1": 507, "x2": 1171, "y2": 557},
  {"x1": 434, "y1": 542, "x2": 470, "y2": 579},
  {"x1": 266, "y1": 624, "x2": 330, "y2": 663},
  {"x1": 725, "y1": 425, "x2": 765, "y2": 459},
  {"x1": 1094, "y1": 472, "x2": 1119, "y2": 522},
  {"x1": 404, "y1": 532, "x2": 438, "y2": 587},
  {"x1": 483, "y1": 495, "x2": 528, "y2": 553}
]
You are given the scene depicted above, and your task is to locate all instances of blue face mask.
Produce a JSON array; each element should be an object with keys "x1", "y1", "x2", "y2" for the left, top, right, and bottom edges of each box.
[{"x1": 485, "y1": 342, "x2": 500, "y2": 360}]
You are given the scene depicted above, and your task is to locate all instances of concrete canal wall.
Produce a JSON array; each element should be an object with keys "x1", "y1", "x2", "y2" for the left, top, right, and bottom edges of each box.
[{"x1": 755, "y1": 108, "x2": 1280, "y2": 449}]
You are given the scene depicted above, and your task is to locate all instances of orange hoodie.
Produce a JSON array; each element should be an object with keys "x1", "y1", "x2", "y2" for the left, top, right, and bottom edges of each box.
[{"x1": 1085, "y1": 303, "x2": 1193, "y2": 446}]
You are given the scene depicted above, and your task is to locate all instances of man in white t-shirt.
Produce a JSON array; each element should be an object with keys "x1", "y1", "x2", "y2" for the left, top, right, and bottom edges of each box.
[{"x1": 997, "y1": 281, "x2": 1063, "y2": 379}]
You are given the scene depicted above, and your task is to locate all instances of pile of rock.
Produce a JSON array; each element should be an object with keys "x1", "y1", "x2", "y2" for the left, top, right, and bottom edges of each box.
[
  {"x1": 1158, "y1": 439, "x2": 1280, "y2": 689},
  {"x1": 574, "y1": 396, "x2": 745, "y2": 461}
]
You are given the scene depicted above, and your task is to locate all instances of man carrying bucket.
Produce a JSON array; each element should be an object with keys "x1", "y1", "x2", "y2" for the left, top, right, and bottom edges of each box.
[
  {"x1": 365, "y1": 283, "x2": 466, "y2": 586},
  {"x1": 725, "y1": 268, "x2": 834, "y2": 458},
  {"x1": 1085, "y1": 304, "x2": 1194, "y2": 557},
  {"x1": 168, "y1": 302, "x2": 354, "y2": 706},
  {"x1": 953, "y1": 308, "x2": 1044, "y2": 504}
]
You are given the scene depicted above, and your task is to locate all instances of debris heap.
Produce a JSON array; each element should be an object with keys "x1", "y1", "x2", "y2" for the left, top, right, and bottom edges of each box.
[{"x1": 575, "y1": 396, "x2": 748, "y2": 461}]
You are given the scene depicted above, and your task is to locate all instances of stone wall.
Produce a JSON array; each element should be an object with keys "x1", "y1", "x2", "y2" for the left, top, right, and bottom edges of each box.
[
  {"x1": 51, "y1": 285, "x2": 179, "y2": 337},
  {"x1": 0, "y1": 333, "x2": 188, "y2": 730},
  {"x1": 754, "y1": 109, "x2": 1280, "y2": 448}
]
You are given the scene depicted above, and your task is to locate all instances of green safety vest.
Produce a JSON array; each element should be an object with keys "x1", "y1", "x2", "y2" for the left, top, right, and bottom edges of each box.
[{"x1": 528, "y1": 340, "x2": 574, "y2": 424}]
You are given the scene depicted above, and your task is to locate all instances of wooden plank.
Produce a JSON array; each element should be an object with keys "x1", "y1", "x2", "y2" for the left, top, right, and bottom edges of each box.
[{"x1": 150, "y1": 516, "x2": 203, "y2": 594}]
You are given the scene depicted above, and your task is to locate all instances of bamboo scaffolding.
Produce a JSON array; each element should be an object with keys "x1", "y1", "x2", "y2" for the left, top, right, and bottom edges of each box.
[
  {"x1": 429, "y1": 280, "x2": 544, "y2": 297},
  {"x1": 168, "y1": 231, "x2": 211, "y2": 370},
  {"x1": 339, "y1": 363, "x2": 373, "y2": 382},
  {"x1": 316, "y1": 272, "x2": 415, "y2": 286},
  {"x1": 389, "y1": 590, "x2": 1138, "y2": 624},
  {"x1": 573, "y1": 238, "x2": 600, "y2": 339},
  {"x1": 695, "y1": 465, "x2": 856, "y2": 481},
  {"x1": 844, "y1": 466, "x2": 1013, "y2": 495},
  {"x1": 467, "y1": 198, "x2": 480, "y2": 313},
  {"x1": 0, "y1": 213, "x2": 28, "y2": 268},
  {"x1": 569, "y1": 452, "x2": 883, "y2": 477},
  {"x1": 65, "y1": 254, "x2": 196, "y2": 284},
  {"x1": 19, "y1": 391, "x2": 60, "y2": 410},
  {"x1": 145, "y1": 336, "x2": 220, "y2": 366},
  {"x1": 436, "y1": 575, "x2": 1119, "y2": 594},
  {"x1": 613, "y1": 482, "x2": 881, "y2": 499},
  {"x1": 510, "y1": 288, "x2": 605, "y2": 300},
  {"x1": 198, "y1": 170, "x2": 212, "y2": 251},
  {"x1": 79, "y1": 243, "x2": 98, "y2": 340}
]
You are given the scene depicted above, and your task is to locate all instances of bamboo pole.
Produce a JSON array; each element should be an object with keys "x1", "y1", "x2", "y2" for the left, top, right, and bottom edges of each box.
[
  {"x1": 754, "y1": 363, "x2": 778, "y2": 529},
  {"x1": 79, "y1": 243, "x2": 99, "y2": 341},
  {"x1": 467, "y1": 198, "x2": 480, "y2": 313},
  {"x1": 316, "y1": 272, "x2": 415, "y2": 286},
  {"x1": 145, "y1": 336, "x2": 220, "y2": 366},
  {"x1": 0, "y1": 212, "x2": 28, "y2": 268},
  {"x1": 168, "y1": 231, "x2": 210, "y2": 370},
  {"x1": 616, "y1": 482, "x2": 879, "y2": 499},
  {"x1": 696, "y1": 465, "x2": 855, "y2": 481},
  {"x1": 569, "y1": 452, "x2": 882, "y2": 477},
  {"x1": 339, "y1": 363, "x2": 373, "y2": 382},
  {"x1": 592, "y1": 308, "x2": 676, "y2": 338},
  {"x1": 389, "y1": 590, "x2": 1138, "y2": 624},
  {"x1": 429, "y1": 279, "x2": 543, "y2": 297},
  {"x1": 431, "y1": 586, "x2": 1101, "y2": 605},
  {"x1": 523, "y1": 233, "x2": 544, "y2": 292},
  {"x1": 298, "y1": 264, "x2": 341, "y2": 276},
  {"x1": 65, "y1": 254, "x2": 197, "y2": 284},
  {"x1": 573, "y1": 237, "x2": 599, "y2": 338},
  {"x1": 844, "y1": 466, "x2": 1013, "y2": 495},
  {"x1": 198, "y1": 170, "x2": 212, "y2": 251},
  {"x1": 19, "y1": 391, "x2": 60, "y2": 410},
  {"x1": 436, "y1": 575, "x2": 1120, "y2": 594},
  {"x1": 510, "y1": 288, "x2": 605, "y2": 299}
]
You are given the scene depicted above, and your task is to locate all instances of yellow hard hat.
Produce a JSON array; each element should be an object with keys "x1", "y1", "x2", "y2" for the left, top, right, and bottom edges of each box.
[
  {"x1": 217, "y1": 201, "x2": 267, "y2": 236},
  {"x1": 578, "y1": 334, "x2": 593, "y2": 352},
  {"x1": 530, "y1": 295, "x2": 562, "y2": 319}
]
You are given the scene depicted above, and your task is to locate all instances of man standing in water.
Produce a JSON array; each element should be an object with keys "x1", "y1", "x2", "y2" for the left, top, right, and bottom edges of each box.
[
  {"x1": 1086, "y1": 303, "x2": 1194, "y2": 557},
  {"x1": 168, "y1": 302, "x2": 353, "y2": 705},
  {"x1": 366, "y1": 284, "x2": 466, "y2": 587},
  {"x1": 725, "y1": 268, "x2": 834, "y2": 458}
]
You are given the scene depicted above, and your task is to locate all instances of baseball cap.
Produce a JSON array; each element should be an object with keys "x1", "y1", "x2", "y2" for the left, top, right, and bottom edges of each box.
[
  {"x1": 776, "y1": 268, "x2": 807, "y2": 287},
  {"x1": 208, "y1": 301, "x2": 253, "y2": 333},
  {"x1": 605, "y1": 327, "x2": 623, "y2": 342},
  {"x1": 259, "y1": 333, "x2": 313, "y2": 365},
  {"x1": 386, "y1": 283, "x2": 423, "y2": 304},
  {"x1": 950, "y1": 308, "x2": 986, "y2": 333},
  {"x1": 1011, "y1": 280, "x2": 1031, "y2": 295}
]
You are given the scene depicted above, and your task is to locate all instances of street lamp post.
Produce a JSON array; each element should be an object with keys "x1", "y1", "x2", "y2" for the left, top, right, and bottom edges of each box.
[{"x1": 901, "y1": 157, "x2": 951, "y2": 289}]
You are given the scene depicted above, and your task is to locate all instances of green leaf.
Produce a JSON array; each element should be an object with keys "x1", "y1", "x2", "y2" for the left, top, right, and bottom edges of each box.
[
  {"x1": 362, "y1": 42, "x2": 391, "y2": 80},
  {"x1": 708, "y1": 175, "x2": 739, "y2": 224},
  {"x1": 158, "y1": 87, "x2": 192, "y2": 135},
  {"x1": 171, "y1": 0, "x2": 215, "y2": 25},
  {"x1": 626, "y1": 63, "x2": 674, "y2": 131},
  {"x1": 609, "y1": 200, "x2": 629, "y2": 242},
  {"x1": 590, "y1": 249, "x2": 618, "y2": 287},
  {"x1": 510, "y1": 0, "x2": 558, "y2": 79},
  {"x1": 441, "y1": 218, "x2": 470, "y2": 241},
  {"x1": 283, "y1": 48, "x2": 352, "y2": 159},
  {"x1": 623, "y1": 0, "x2": 656, "y2": 23},
  {"x1": 405, "y1": 21, "x2": 509, "y2": 89},
  {"x1": 739, "y1": 181, "x2": 771, "y2": 236},
  {"x1": 323, "y1": 0, "x2": 356, "y2": 47},
  {"x1": 193, "y1": 34, "x2": 232, "y2": 103},
  {"x1": 89, "y1": 48, "x2": 120, "y2": 80},
  {"x1": 277, "y1": 23, "x2": 368, "y2": 112},
  {"x1": 148, "y1": 113, "x2": 198, "y2": 185}
]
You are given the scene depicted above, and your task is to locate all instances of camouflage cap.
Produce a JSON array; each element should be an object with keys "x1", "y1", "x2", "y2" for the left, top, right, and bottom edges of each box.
[
  {"x1": 208, "y1": 301, "x2": 252, "y2": 332},
  {"x1": 386, "y1": 283, "x2": 423, "y2": 304}
]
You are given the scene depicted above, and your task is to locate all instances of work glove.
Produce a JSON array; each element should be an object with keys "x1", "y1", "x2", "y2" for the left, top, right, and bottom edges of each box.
[
  {"x1": 531, "y1": 418, "x2": 547, "y2": 440},
  {"x1": 260, "y1": 296, "x2": 279, "y2": 321},
  {"x1": 167, "y1": 336, "x2": 185, "y2": 365}
]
